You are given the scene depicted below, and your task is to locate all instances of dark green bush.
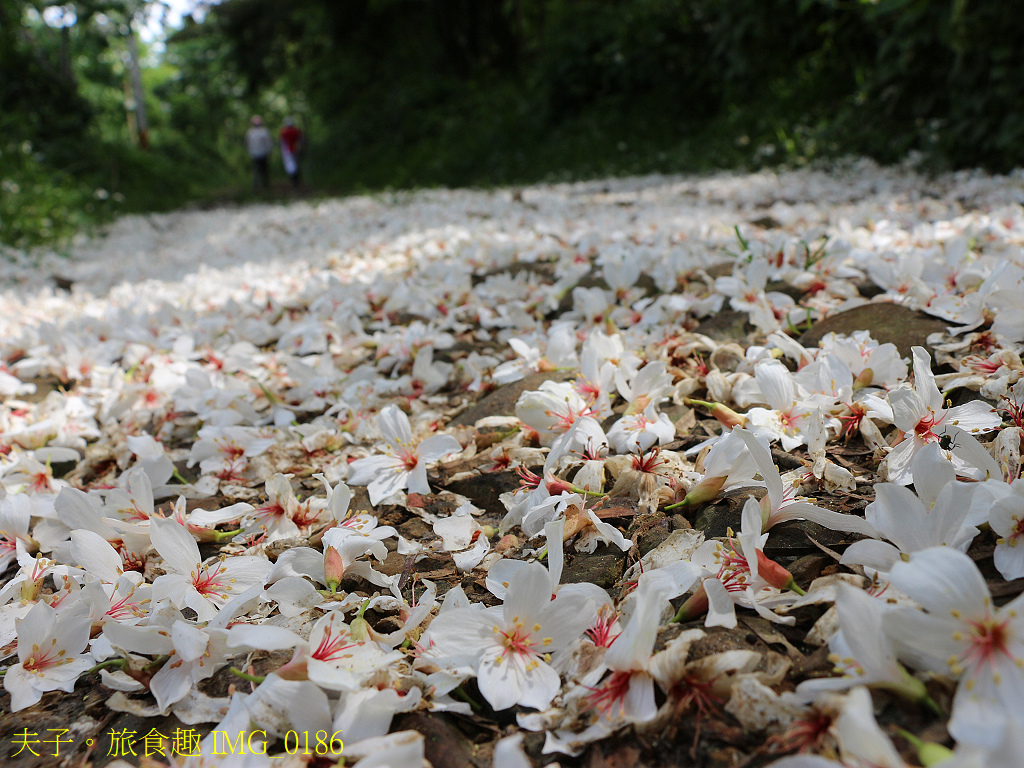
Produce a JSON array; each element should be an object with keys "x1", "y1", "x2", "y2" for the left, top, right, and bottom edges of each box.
[{"x1": 4, "y1": 0, "x2": 1023, "y2": 249}]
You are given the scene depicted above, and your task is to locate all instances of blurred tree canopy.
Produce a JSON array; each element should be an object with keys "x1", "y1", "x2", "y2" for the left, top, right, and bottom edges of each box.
[{"x1": 3, "y1": 0, "x2": 1024, "y2": 248}]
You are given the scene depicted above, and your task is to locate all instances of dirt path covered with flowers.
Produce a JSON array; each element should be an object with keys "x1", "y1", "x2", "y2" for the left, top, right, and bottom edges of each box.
[{"x1": 2, "y1": 160, "x2": 1024, "y2": 768}]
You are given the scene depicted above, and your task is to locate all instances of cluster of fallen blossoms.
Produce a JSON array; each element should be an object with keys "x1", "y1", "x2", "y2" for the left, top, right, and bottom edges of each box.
[{"x1": 2, "y1": 161, "x2": 1024, "y2": 767}]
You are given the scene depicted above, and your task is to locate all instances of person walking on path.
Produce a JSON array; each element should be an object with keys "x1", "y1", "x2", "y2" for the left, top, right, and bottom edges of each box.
[
  {"x1": 279, "y1": 117, "x2": 304, "y2": 188},
  {"x1": 245, "y1": 115, "x2": 273, "y2": 193}
]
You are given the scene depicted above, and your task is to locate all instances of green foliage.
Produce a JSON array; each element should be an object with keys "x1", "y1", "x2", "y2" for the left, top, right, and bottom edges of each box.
[
  {"x1": 0, "y1": 140, "x2": 107, "y2": 249},
  {"x1": 1, "y1": 1, "x2": 252, "y2": 250},
  {"x1": 205, "y1": 0, "x2": 1024, "y2": 196},
  {"x1": 3, "y1": 0, "x2": 1023, "y2": 249}
]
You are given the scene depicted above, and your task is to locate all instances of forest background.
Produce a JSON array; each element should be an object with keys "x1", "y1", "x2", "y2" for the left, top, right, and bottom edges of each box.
[{"x1": 2, "y1": 0, "x2": 1023, "y2": 249}]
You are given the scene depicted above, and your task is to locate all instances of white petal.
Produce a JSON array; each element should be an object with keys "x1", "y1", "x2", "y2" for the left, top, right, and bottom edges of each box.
[
  {"x1": 492, "y1": 733, "x2": 533, "y2": 768},
  {"x1": 948, "y1": 666, "x2": 1010, "y2": 748},
  {"x1": 486, "y1": 559, "x2": 530, "y2": 601},
  {"x1": 171, "y1": 620, "x2": 209, "y2": 663},
  {"x1": 479, "y1": 650, "x2": 560, "y2": 711},
  {"x1": 836, "y1": 686, "x2": 906, "y2": 767},
  {"x1": 416, "y1": 434, "x2": 462, "y2": 463},
  {"x1": 704, "y1": 579, "x2": 737, "y2": 629},
  {"x1": 71, "y1": 529, "x2": 123, "y2": 583},
  {"x1": 736, "y1": 428, "x2": 783, "y2": 505},
  {"x1": 911, "y1": 442, "x2": 955, "y2": 507},
  {"x1": 840, "y1": 540, "x2": 901, "y2": 572},
  {"x1": 4, "y1": 665, "x2": 44, "y2": 711},
  {"x1": 150, "y1": 516, "x2": 201, "y2": 576},
  {"x1": 227, "y1": 624, "x2": 304, "y2": 651},
  {"x1": 367, "y1": 467, "x2": 410, "y2": 506},
  {"x1": 332, "y1": 686, "x2": 422, "y2": 744},
  {"x1": 378, "y1": 404, "x2": 414, "y2": 449},
  {"x1": 503, "y1": 561, "x2": 553, "y2": 627},
  {"x1": 911, "y1": 346, "x2": 943, "y2": 411},
  {"x1": 835, "y1": 584, "x2": 900, "y2": 681},
  {"x1": 754, "y1": 360, "x2": 795, "y2": 411},
  {"x1": 882, "y1": 608, "x2": 963, "y2": 675},
  {"x1": 347, "y1": 455, "x2": 401, "y2": 489},
  {"x1": 544, "y1": 518, "x2": 565, "y2": 590},
  {"x1": 771, "y1": 500, "x2": 878, "y2": 537},
  {"x1": 605, "y1": 579, "x2": 666, "y2": 670},
  {"x1": 889, "y1": 547, "x2": 990, "y2": 619},
  {"x1": 149, "y1": 659, "x2": 197, "y2": 712},
  {"x1": 15, "y1": 600, "x2": 57, "y2": 658}
]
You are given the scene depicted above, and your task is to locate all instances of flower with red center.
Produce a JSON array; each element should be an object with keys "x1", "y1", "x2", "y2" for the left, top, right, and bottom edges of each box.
[
  {"x1": 192, "y1": 562, "x2": 230, "y2": 597},
  {"x1": 240, "y1": 473, "x2": 308, "y2": 542},
  {"x1": 913, "y1": 409, "x2": 946, "y2": 441},
  {"x1": 582, "y1": 577, "x2": 674, "y2": 725},
  {"x1": 486, "y1": 450, "x2": 513, "y2": 472},
  {"x1": 28, "y1": 466, "x2": 55, "y2": 494},
  {"x1": 311, "y1": 621, "x2": 357, "y2": 662},
  {"x1": 668, "y1": 673, "x2": 723, "y2": 719},
  {"x1": 290, "y1": 500, "x2": 321, "y2": 529},
  {"x1": 678, "y1": 497, "x2": 804, "y2": 628},
  {"x1": 962, "y1": 354, "x2": 1005, "y2": 375},
  {"x1": 626, "y1": 444, "x2": 667, "y2": 475},
  {"x1": 712, "y1": 539, "x2": 755, "y2": 593},
  {"x1": 188, "y1": 426, "x2": 276, "y2": 482},
  {"x1": 515, "y1": 465, "x2": 543, "y2": 490},
  {"x1": 347, "y1": 404, "x2": 461, "y2": 506},
  {"x1": 515, "y1": 381, "x2": 600, "y2": 446},
  {"x1": 150, "y1": 517, "x2": 272, "y2": 622},
  {"x1": 105, "y1": 583, "x2": 150, "y2": 622},
  {"x1": 767, "y1": 706, "x2": 838, "y2": 755},
  {"x1": 4, "y1": 601, "x2": 93, "y2": 711},
  {"x1": 586, "y1": 604, "x2": 621, "y2": 649},
  {"x1": 885, "y1": 546, "x2": 1024, "y2": 748},
  {"x1": 304, "y1": 611, "x2": 403, "y2": 692},
  {"x1": 887, "y1": 347, "x2": 1001, "y2": 485},
  {"x1": 991, "y1": 480, "x2": 1024, "y2": 580},
  {"x1": 838, "y1": 402, "x2": 867, "y2": 441},
  {"x1": 427, "y1": 561, "x2": 596, "y2": 711},
  {"x1": 253, "y1": 500, "x2": 287, "y2": 524},
  {"x1": 961, "y1": 617, "x2": 1012, "y2": 669},
  {"x1": 742, "y1": 359, "x2": 820, "y2": 451},
  {"x1": 608, "y1": 405, "x2": 674, "y2": 454},
  {"x1": 586, "y1": 671, "x2": 635, "y2": 717},
  {"x1": 574, "y1": 376, "x2": 603, "y2": 405}
]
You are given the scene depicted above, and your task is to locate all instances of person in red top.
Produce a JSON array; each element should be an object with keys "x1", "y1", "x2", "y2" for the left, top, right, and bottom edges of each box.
[{"x1": 279, "y1": 117, "x2": 304, "y2": 188}]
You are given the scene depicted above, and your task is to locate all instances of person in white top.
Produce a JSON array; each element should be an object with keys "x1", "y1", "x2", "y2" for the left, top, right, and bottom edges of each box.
[{"x1": 245, "y1": 115, "x2": 273, "y2": 192}]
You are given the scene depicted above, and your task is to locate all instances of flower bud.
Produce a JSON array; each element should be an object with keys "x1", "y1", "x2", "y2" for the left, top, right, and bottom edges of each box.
[
  {"x1": 755, "y1": 550, "x2": 799, "y2": 592},
  {"x1": 853, "y1": 368, "x2": 874, "y2": 390},
  {"x1": 684, "y1": 398, "x2": 747, "y2": 429},
  {"x1": 672, "y1": 474, "x2": 727, "y2": 509},
  {"x1": 898, "y1": 726, "x2": 954, "y2": 767},
  {"x1": 917, "y1": 742, "x2": 954, "y2": 766},
  {"x1": 351, "y1": 600, "x2": 372, "y2": 642},
  {"x1": 209, "y1": 527, "x2": 243, "y2": 544},
  {"x1": 350, "y1": 616, "x2": 372, "y2": 642},
  {"x1": 672, "y1": 582, "x2": 709, "y2": 623},
  {"x1": 545, "y1": 476, "x2": 574, "y2": 496},
  {"x1": 324, "y1": 545, "x2": 344, "y2": 593}
]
